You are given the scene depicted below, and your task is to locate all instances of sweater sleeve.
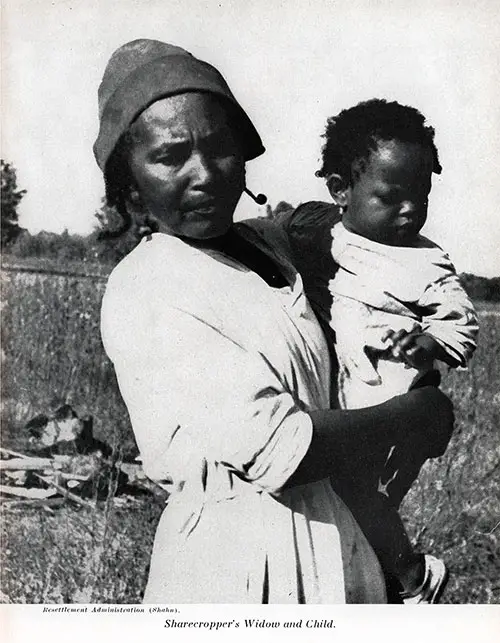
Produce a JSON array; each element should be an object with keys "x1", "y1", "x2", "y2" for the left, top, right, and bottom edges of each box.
[
  {"x1": 418, "y1": 255, "x2": 479, "y2": 367},
  {"x1": 100, "y1": 272, "x2": 313, "y2": 496}
]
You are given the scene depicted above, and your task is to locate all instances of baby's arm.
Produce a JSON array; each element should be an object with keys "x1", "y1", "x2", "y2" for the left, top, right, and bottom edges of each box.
[{"x1": 385, "y1": 256, "x2": 478, "y2": 370}]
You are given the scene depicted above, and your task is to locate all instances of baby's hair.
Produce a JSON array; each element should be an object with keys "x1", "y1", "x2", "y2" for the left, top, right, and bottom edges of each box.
[{"x1": 316, "y1": 98, "x2": 442, "y2": 183}]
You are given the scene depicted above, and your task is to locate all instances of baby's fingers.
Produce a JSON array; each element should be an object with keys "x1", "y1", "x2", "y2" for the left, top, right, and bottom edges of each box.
[
  {"x1": 381, "y1": 329, "x2": 396, "y2": 343},
  {"x1": 390, "y1": 331, "x2": 415, "y2": 358},
  {"x1": 404, "y1": 344, "x2": 420, "y2": 357},
  {"x1": 401, "y1": 344, "x2": 426, "y2": 367},
  {"x1": 383, "y1": 328, "x2": 409, "y2": 347},
  {"x1": 397, "y1": 333, "x2": 419, "y2": 352}
]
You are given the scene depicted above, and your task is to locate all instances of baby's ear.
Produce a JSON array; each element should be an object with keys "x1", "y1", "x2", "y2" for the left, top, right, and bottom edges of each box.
[{"x1": 325, "y1": 173, "x2": 349, "y2": 208}]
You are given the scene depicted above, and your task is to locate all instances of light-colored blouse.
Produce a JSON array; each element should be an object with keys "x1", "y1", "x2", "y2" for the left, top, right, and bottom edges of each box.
[{"x1": 100, "y1": 219, "x2": 386, "y2": 603}]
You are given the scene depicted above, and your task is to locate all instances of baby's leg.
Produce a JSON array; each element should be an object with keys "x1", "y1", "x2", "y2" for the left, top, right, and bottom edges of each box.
[
  {"x1": 331, "y1": 470, "x2": 423, "y2": 594},
  {"x1": 329, "y1": 440, "x2": 431, "y2": 596},
  {"x1": 381, "y1": 447, "x2": 427, "y2": 509}
]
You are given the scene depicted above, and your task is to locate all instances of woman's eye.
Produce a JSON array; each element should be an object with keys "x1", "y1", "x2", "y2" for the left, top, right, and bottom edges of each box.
[
  {"x1": 156, "y1": 145, "x2": 188, "y2": 165},
  {"x1": 157, "y1": 156, "x2": 173, "y2": 165}
]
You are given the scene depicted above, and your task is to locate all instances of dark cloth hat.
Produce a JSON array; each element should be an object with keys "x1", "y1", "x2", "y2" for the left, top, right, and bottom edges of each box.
[{"x1": 94, "y1": 39, "x2": 265, "y2": 170}]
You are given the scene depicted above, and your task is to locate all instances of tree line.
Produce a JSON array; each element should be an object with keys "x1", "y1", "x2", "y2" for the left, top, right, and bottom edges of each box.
[{"x1": 2, "y1": 160, "x2": 499, "y2": 301}]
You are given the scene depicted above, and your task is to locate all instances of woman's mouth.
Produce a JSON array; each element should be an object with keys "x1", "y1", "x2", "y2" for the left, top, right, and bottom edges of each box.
[{"x1": 184, "y1": 200, "x2": 217, "y2": 215}]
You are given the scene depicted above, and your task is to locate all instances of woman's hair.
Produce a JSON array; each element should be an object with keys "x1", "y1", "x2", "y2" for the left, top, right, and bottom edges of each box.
[
  {"x1": 316, "y1": 98, "x2": 442, "y2": 183},
  {"x1": 100, "y1": 131, "x2": 161, "y2": 240},
  {"x1": 101, "y1": 131, "x2": 136, "y2": 238}
]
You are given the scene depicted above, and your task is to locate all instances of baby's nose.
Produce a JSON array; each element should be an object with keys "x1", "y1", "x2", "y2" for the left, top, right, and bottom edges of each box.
[{"x1": 400, "y1": 200, "x2": 416, "y2": 214}]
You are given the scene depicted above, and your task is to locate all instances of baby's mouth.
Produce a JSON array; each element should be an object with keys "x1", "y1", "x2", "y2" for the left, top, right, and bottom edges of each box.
[{"x1": 398, "y1": 219, "x2": 418, "y2": 233}]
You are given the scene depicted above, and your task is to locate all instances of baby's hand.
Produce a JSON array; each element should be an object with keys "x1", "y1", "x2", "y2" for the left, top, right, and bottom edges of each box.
[{"x1": 382, "y1": 329, "x2": 441, "y2": 369}]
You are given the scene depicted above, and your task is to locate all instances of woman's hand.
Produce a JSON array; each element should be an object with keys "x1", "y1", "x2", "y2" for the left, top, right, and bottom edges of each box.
[{"x1": 397, "y1": 386, "x2": 455, "y2": 457}]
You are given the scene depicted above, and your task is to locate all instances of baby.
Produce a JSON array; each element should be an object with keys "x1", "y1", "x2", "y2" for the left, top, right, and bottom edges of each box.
[{"x1": 284, "y1": 99, "x2": 478, "y2": 603}]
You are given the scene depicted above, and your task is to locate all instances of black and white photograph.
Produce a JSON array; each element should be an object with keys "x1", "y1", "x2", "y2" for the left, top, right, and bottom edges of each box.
[{"x1": 1, "y1": 0, "x2": 499, "y2": 638}]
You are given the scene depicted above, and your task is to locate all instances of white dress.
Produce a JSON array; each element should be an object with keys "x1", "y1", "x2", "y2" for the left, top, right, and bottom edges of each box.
[{"x1": 100, "y1": 220, "x2": 386, "y2": 604}]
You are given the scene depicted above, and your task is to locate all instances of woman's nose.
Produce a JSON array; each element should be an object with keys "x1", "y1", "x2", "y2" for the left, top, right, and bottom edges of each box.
[{"x1": 189, "y1": 151, "x2": 215, "y2": 186}]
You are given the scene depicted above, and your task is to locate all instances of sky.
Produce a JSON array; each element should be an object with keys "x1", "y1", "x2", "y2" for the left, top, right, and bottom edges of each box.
[{"x1": 2, "y1": 0, "x2": 499, "y2": 277}]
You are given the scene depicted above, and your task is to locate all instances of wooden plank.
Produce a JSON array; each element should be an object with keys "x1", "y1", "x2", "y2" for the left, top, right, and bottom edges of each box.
[
  {"x1": 58, "y1": 472, "x2": 90, "y2": 482},
  {"x1": 0, "y1": 485, "x2": 57, "y2": 499},
  {"x1": 1, "y1": 497, "x2": 65, "y2": 508},
  {"x1": 0, "y1": 457, "x2": 54, "y2": 470},
  {"x1": 1, "y1": 447, "x2": 70, "y2": 464}
]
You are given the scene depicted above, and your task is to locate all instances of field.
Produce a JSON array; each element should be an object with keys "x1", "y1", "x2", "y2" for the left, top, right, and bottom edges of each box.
[{"x1": 1, "y1": 261, "x2": 499, "y2": 604}]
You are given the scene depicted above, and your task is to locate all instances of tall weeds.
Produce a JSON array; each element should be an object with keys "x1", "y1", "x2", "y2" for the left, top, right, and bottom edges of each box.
[{"x1": 1, "y1": 265, "x2": 499, "y2": 603}]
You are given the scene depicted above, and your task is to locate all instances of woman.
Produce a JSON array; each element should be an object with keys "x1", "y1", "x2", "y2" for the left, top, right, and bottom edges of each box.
[{"x1": 96, "y1": 39, "x2": 453, "y2": 603}]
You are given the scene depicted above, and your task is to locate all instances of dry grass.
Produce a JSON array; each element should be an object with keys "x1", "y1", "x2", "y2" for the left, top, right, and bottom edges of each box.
[
  {"x1": 1, "y1": 264, "x2": 133, "y2": 455},
  {"x1": 1, "y1": 263, "x2": 499, "y2": 603},
  {"x1": 1, "y1": 500, "x2": 162, "y2": 603},
  {"x1": 401, "y1": 308, "x2": 500, "y2": 604}
]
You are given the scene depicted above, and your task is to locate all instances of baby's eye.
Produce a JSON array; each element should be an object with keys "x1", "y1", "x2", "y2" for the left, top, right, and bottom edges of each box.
[{"x1": 377, "y1": 192, "x2": 399, "y2": 205}]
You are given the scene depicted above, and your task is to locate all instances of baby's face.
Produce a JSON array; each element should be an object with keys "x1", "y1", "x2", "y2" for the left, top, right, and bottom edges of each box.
[{"x1": 343, "y1": 139, "x2": 434, "y2": 246}]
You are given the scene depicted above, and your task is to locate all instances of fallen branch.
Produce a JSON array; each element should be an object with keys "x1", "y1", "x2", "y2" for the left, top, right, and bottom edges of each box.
[
  {"x1": 0, "y1": 446, "x2": 31, "y2": 459},
  {"x1": 33, "y1": 473, "x2": 94, "y2": 509}
]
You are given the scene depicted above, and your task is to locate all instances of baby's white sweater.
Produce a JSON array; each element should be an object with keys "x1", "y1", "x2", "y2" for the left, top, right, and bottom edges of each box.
[{"x1": 329, "y1": 223, "x2": 478, "y2": 409}]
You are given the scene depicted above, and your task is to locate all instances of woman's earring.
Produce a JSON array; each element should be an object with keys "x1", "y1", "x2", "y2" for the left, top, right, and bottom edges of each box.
[
  {"x1": 137, "y1": 219, "x2": 158, "y2": 240},
  {"x1": 339, "y1": 204, "x2": 347, "y2": 215},
  {"x1": 128, "y1": 190, "x2": 157, "y2": 240},
  {"x1": 129, "y1": 189, "x2": 141, "y2": 205}
]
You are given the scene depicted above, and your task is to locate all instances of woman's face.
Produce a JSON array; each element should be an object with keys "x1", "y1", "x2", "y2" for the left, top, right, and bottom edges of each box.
[{"x1": 127, "y1": 93, "x2": 245, "y2": 239}]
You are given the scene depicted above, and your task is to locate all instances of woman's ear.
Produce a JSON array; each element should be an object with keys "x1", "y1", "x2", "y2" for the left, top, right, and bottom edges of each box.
[
  {"x1": 125, "y1": 187, "x2": 145, "y2": 219},
  {"x1": 325, "y1": 173, "x2": 349, "y2": 209}
]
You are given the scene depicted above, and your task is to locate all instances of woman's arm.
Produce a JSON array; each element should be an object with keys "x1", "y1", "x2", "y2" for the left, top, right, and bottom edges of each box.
[
  {"x1": 102, "y1": 256, "x2": 453, "y2": 496},
  {"x1": 102, "y1": 280, "x2": 315, "y2": 494},
  {"x1": 287, "y1": 386, "x2": 454, "y2": 488}
]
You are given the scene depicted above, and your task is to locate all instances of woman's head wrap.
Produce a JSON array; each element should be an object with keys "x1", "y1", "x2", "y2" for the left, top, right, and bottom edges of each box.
[{"x1": 94, "y1": 39, "x2": 265, "y2": 170}]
